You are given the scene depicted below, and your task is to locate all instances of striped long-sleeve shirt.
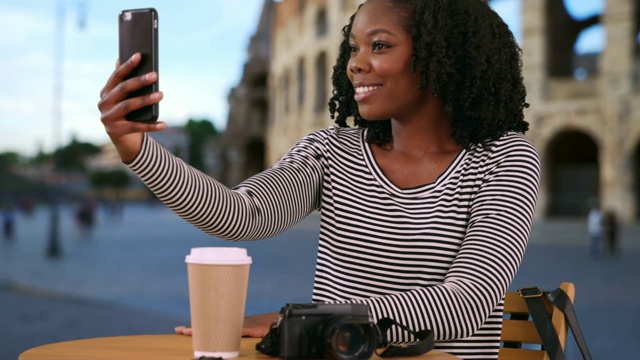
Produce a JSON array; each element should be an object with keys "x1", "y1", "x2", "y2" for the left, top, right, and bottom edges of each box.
[{"x1": 129, "y1": 126, "x2": 541, "y2": 360}]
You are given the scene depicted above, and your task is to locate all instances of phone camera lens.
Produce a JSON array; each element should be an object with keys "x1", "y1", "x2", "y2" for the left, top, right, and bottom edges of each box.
[{"x1": 121, "y1": 11, "x2": 132, "y2": 21}]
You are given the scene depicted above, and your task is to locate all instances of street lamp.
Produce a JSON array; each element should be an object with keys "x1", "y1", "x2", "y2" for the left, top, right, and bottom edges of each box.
[{"x1": 46, "y1": 0, "x2": 87, "y2": 258}]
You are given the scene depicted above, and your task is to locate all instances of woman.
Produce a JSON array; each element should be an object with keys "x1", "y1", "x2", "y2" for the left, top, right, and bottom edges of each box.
[{"x1": 98, "y1": 0, "x2": 540, "y2": 358}]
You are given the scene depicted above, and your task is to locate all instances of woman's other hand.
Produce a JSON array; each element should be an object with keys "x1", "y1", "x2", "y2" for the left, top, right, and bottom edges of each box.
[
  {"x1": 97, "y1": 53, "x2": 166, "y2": 163},
  {"x1": 174, "y1": 325, "x2": 192, "y2": 336},
  {"x1": 242, "y1": 313, "x2": 279, "y2": 338},
  {"x1": 173, "y1": 313, "x2": 279, "y2": 338}
]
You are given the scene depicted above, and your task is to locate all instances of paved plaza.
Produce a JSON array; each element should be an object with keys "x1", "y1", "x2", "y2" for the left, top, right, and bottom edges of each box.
[{"x1": 1, "y1": 203, "x2": 639, "y2": 359}]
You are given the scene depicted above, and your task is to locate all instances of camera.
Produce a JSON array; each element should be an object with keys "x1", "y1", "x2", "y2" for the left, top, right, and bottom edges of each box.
[{"x1": 256, "y1": 303, "x2": 379, "y2": 359}]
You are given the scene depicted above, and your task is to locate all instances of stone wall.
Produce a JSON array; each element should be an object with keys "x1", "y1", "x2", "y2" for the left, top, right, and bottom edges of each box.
[{"x1": 523, "y1": 0, "x2": 640, "y2": 222}]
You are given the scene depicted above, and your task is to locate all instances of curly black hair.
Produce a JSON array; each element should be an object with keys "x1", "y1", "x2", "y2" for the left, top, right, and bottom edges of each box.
[{"x1": 328, "y1": 0, "x2": 530, "y2": 148}]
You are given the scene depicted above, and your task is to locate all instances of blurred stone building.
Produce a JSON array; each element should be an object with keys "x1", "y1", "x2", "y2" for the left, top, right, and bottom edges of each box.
[
  {"x1": 218, "y1": 0, "x2": 359, "y2": 186},
  {"x1": 522, "y1": 0, "x2": 640, "y2": 222},
  {"x1": 227, "y1": 0, "x2": 640, "y2": 222},
  {"x1": 266, "y1": 0, "x2": 360, "y2": 163},
  {"x1": 214, "y1": 0, "x2": 275, "y2": 186}
]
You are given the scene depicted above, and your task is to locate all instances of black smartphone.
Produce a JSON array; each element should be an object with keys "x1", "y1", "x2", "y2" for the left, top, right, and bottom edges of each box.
[{"x1": 118, "y1": 8, "x2": 159, "y2": 123}]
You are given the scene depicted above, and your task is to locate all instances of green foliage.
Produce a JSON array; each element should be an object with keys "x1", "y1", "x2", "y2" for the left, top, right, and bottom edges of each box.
[
  {"x1": 184, "y1": 118, "x2": 218, "y2": 171},
  {"x1": 54, "y1": 137, "x2": 101, "y2": 171},
  {"x1": 89, "y1": 169, "x2": 131, "y2": 189},
  {"x1": 33, "y1": 149, "x2": 53, "y2": 165},
  {"x1": 0, "y1": 152, "x2": 48, "y2": 199},
  {"x1": 0, "y1": 152, "x2": 20, "y2": 171}
]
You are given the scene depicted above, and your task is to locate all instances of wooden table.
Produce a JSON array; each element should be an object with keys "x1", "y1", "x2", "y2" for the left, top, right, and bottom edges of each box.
[{"x1": 19, "y1": 334, "x2": 460, "y2": 359}]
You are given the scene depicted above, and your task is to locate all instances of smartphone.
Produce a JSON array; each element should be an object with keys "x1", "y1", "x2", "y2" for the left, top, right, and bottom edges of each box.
[{"x1": 118, "y1": 8, "x2": 159, "y2": 123}]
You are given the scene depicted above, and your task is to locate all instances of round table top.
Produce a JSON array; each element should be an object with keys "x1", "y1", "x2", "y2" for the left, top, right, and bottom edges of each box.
[{"x1": 20, "y1": 334, "x2": 460, "y2": 360}]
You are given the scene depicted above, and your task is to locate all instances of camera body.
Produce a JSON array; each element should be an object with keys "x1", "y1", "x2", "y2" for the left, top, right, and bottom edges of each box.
[{"x1": 276, "y1": 303, "x2": 378, "y2": 359}]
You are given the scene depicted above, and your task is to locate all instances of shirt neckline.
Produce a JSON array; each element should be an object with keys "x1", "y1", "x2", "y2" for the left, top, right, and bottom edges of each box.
[{"x1": 360, "y1": 129, "x2": 466, "y2": 196}]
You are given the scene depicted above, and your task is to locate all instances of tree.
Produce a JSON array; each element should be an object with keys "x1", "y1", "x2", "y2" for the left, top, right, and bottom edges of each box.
[
  {"x1": 184, "y1": 119, "x2": 219, "y2": 171},
  {"x1": 0, "y1": 152, "x2": 47, "y2": 200},
  {"x1": 89, "y1": 169, "x2": 130, "y2": 189},
  {"x1": 88, "y1": 169, "x2": 131, "y2": 201},
  {"x1": 54, "y1": 136, "x2": 101, "y2": 171},
  {"x1": 0, "y1": 152, "x2": 20, "y2": 172}
]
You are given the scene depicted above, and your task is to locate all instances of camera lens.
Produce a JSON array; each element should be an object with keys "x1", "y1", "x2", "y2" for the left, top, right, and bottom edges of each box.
[
  {"x1": 324, "y1": 316, "x2": 377, "y2": 360},
  {"x1": 334, "y1": 324, "x2": 366, "y2": 354}
]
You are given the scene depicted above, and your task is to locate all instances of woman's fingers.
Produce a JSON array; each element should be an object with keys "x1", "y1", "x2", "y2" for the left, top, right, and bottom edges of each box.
[
  {"x1": 99, "y1": 92, "x2": 164, "y2": 131},
  {"x1": 174, "y1": 326, "x2": 193, "y2": 336},
  {"x1": 100, "y1": 85, "x2": 162, "y2": 121},
  {"x1": 98, "y1": 73, "x2": 160, "y2": 119},
  {"x1": 242, "y1": 327, "x2": 269, "y2": 338},
  {"x1": 99, "y1": 53, "x2": 161, "y2": 117},
  {"x1": 242, "y1": 313, "x2": 278, "y2": 338},
  {"x1": 100, "y1": 53, "x2": 140, "y2": 100},
  {"x1": 103, "y1": 116, "x2": 166, "y2": 138}
]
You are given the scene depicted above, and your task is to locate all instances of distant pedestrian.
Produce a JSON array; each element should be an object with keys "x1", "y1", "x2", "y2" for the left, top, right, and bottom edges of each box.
[
  {"x1": 2, "y1": 204, "x2": 16, "y2": 241},
  {"x1": 587, "y1": 204, "x2": 603, "y2": 259},
  {"x1": 75, "y1": 198, "x2": 96, "y2": 238},
  {"x1": 603, "y1": 210, "x2": 619, "y2": 257}
]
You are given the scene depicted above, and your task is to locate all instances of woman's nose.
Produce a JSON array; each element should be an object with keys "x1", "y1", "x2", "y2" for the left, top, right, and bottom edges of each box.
[{"x1": 349, "y1": 54, "x2": 369, "y2": 74}]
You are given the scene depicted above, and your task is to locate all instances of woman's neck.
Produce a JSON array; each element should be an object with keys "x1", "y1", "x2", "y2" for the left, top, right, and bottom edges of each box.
[{"x1": 387, "y1": 98, "x2": 459, "y2": 155}]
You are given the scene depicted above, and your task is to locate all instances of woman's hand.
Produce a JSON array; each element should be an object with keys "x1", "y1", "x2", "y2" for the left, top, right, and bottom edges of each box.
[
  {"x1": 242, "y1": 313, "x2": 279, "y2": 338},
  {"x1": 174, "y1": 312, "x2": 279, "y2": 338},
  {"x1": 174, "y1": 325, "x2": 192, "y2": 336},
  {"x1": 97, "y1": 53, "x2": 166, "y2": 163}
]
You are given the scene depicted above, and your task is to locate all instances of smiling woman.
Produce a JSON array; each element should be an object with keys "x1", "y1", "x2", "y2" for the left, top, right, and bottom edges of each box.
[{"x1": 96, "y1": 1, "x2": 540, "y2": 359}]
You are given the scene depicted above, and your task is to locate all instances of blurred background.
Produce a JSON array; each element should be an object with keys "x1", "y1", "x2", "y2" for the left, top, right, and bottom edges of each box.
[{"x1": 1, "y1": 0, "x2": 638, "y2": 359}]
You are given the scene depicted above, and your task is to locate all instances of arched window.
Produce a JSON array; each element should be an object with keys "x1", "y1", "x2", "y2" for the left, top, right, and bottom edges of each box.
[{"x1": 546, "y1": 130, "x2": 599, "y2": 216}]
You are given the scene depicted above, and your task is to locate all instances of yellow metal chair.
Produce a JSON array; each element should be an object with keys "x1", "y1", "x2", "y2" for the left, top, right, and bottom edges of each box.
[{"x1": 499, "y1": 282, "x2": 575, "y2": 360}]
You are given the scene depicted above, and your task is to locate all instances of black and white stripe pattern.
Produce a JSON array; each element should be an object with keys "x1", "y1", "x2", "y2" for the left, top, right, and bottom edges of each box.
[{"x1": 129, "y1": 126, "x2": 540, "y2": 360}]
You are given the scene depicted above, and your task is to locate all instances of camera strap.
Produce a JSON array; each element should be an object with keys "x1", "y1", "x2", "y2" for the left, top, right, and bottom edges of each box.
[{"x1": 375, "y1": 317, "x2": 435, "y2": 358}]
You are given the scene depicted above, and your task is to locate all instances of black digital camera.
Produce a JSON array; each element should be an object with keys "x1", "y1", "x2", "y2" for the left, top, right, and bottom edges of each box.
[{"x1": 256, "y1": 303, "x2": 379, "y2": 359}]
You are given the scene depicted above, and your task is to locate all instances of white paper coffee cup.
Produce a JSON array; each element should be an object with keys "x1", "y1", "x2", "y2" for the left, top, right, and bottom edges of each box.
[{"x1": 185, "y1": 247, "x2": 252, "y2": 358}]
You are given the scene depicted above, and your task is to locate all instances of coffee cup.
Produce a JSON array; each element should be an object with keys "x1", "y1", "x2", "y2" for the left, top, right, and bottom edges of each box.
[{"x1": 185, "y1": 247, "x2": 252, "y2": 359}]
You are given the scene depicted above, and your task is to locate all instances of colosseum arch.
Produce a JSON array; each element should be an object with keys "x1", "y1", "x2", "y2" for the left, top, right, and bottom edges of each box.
[{"x1": 545, "y1": 130, "x2": 599, "y2": 217}]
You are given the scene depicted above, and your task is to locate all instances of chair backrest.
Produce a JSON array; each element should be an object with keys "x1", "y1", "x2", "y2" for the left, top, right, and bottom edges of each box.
[{"x1": 498, "y1": 282, "x2": 575, "y2": 360}]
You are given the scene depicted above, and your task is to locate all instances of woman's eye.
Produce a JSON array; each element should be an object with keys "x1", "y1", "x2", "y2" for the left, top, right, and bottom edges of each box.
[
  {"x1": 349, "y1": 44, "x2": 358, "y2": 53},
  {"x1": 372, "y1": 42, "x2": 388, "y2": 51}
]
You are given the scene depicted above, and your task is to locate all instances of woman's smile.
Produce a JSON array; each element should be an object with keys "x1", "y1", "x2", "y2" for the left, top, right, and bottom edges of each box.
[{"x1": 353, "y1": 84, "x2": 382, "y2": 102}]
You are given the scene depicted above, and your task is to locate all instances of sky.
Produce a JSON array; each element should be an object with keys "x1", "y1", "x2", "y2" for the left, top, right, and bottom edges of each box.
[{"x1": 0, "y1": 0, "x2": 605, "y2": 158}]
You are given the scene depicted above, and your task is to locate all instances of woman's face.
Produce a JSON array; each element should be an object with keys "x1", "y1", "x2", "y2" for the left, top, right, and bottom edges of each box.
[{"x1": 347, "y1": 0, "x2": 426, "y2": 122}]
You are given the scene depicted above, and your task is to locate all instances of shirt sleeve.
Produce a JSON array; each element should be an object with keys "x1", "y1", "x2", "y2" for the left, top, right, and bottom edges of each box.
[{"x1": 127, "y1": 133, "x2": 324, "y2": 240}]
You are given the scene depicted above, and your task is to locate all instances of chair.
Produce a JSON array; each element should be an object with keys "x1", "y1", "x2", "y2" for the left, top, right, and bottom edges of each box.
[{"x1": 499, "y1": 282, "x2": 575, "y2": 360}]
